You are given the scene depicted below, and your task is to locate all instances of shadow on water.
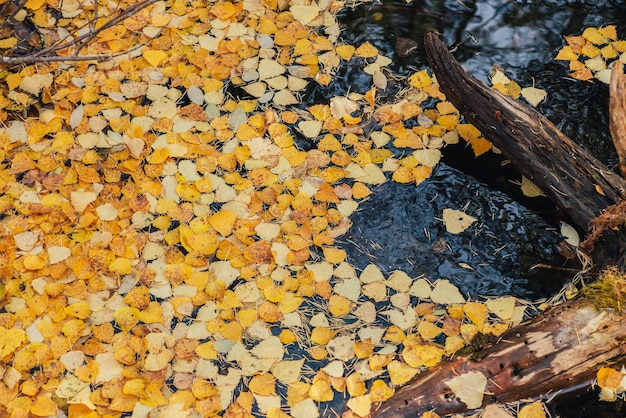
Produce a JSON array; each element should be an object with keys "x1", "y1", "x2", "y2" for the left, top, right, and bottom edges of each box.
[{"x1": 334, "y1": 0, "x2": 626, "y2": 416}]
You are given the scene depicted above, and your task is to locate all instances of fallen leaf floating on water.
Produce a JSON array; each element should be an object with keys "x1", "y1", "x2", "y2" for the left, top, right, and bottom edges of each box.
[
  {"x1": 442, "y1": 208, "x2": 477, "y2": 234},
  {"x1": 430, "y1": 279, "x2": 466, "y2": 304},
  {"x1": 518, "y1": 401, "x2": 547, "y2": 418},
  {"x1": 520, "y1": 87, "x2": 548, "y2": 107},
  {"x1": 555, "y1": 25, "x2": 626, "y2": 83}
]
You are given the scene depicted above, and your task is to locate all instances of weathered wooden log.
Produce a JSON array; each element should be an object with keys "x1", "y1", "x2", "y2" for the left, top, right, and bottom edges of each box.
[
  {"x1": 374, "y1": 297, "x2": 626, "y2": 417},
  {"x1": 374, "y1": 33, "x2": 626, "y2": 417},
  {"x1": 423, "y1": 31, "x2": 626, "y2": 231},
  {"x1": 610, "y1": 60, "x2": 626, "y2": 178}
]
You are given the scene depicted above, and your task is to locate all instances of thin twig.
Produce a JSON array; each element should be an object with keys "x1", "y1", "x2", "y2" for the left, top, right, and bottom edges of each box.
[{"x1": 0, "y1": 41, "x2": 146, "y2": 65}]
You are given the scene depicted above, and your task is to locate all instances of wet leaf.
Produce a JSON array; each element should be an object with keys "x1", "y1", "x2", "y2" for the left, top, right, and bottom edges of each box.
[
  {"x1": 430, "y1": 280, "x2": 466, "y2": 305},
  {"x1": 445, "y1": 371, "x2": 487, "y2": 409},
  {"x1": 442, "y1": 208, "x2": 477, "y2": 234},
  {"x1": 518, "y1": 401, "x2": 547, "y2": 418},
  {"x1": 520, "y1": 87, "x2": 547, "y2": 107}
]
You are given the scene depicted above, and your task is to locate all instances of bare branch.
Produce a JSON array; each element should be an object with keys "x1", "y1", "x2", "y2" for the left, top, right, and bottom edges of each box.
[{"x1": 0, "y1": 41, "x2": 147, "y2": 65}]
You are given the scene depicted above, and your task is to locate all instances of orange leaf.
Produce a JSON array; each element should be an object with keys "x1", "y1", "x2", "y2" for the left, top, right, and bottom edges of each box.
[{"x1": 243, "y1": 240, "x2": 274, "y2": 264}]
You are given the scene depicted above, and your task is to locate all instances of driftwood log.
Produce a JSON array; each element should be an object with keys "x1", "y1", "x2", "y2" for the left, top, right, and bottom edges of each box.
[
  {"x1": 611, "y1": 60, "x2": 626, "y2": 178},
  {"x1": 374, "y1": 33, "x2": 626, "y2": 417}
]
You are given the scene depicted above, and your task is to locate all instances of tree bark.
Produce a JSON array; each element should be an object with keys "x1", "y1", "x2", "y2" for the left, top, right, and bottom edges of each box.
[
  {"x1": 373, "y1": 33, "x2": 626, "y2": 417},
  {"x1": 610, "y1": 60, "x2": 626, "y2": 178}
]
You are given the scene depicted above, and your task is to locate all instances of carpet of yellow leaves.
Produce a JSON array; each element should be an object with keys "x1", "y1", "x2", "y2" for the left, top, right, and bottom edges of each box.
[
  {"x1": 555, "y1": 25, "x2": 626, "y2": 83},
  {"x1": 0, "y1": 0, "x2": 559, "y2": 417}
]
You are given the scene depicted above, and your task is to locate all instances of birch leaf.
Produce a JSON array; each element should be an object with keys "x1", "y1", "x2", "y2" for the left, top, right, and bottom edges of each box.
[
  {"x1": 520, "y1": 87, "x2": 547, "y2": 107},
  {"x1": 445, "y1": 371, "x2": 487, "y2": 409},
  {"x1": 442, "y1": 208, "x2": 476, "y2": 234}
]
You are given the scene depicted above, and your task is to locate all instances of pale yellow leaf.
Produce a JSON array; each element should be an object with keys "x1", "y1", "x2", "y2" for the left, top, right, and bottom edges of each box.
[
  {"x1": 442, "y1": 208, "x2": 476, "y2": 234},
  {"x1": 347, "y1": 394, "x2": 372, "y2": 417},
  {"x1": 485, "y1": 296, "x2": 516, "y2": 320},
  {"x1": 520, "y1": 176, "x2": 545, "y2": 197},
  {"x1": 518, "y1": 401, "x2": 546, "y2": 418},
  {"x1": 430, "y1": 279, "x2": 466, "y2": 304},
  {"x1": 290, "y1": 5, "x2": 320, "y2": 25},
  {"x1": 445, "y1": 371, "x2": 487, "y2": 409},
  {"x1": 298, "y1": 120, "x2": 323, "y2": 138},
  {"x1": 520, "y1": 87, "x2": 547, "y2": 107}
]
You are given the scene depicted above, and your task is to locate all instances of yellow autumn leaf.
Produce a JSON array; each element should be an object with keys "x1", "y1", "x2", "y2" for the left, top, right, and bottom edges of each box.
[
  {"x1": 13, "y1": 343, "x2": 51, "y2": 373},
  {"x1": 249, "y1": 373, "x2": 276, "y2": 396},
  {"x1": 417, "y1": 321, "x2": 443, "y2": 339},
  {"x1": 62, "y1": 319, "x2": 86, "y2": 342},
  {"x1": 369, "y1": 379, "x2": 394, "y2": 402},
  {"x1": 196, "y1": 342, "x2": 218, "y2": 360},
  {"x1": 137, "y1": 302, "x2": 164, "y2": 324},
  {"x1": 30, "y1": 395, "x2": 57, "y2": 416},
  {"x1": 311, "y1": 327, "x2": 336, "y2": 345},
  {"x1": 582, "y1": 27, "x2": 609, "y2": 45},
  {"x1": 114, "y1": 307, "x2": 140, "y2": 332},
  {"x1": 518, "y1": 401, "x2": 547, "y2": 418},
  {"x1": 387, "y1": 360, "x2": 419, "y2": 386},
  {"x1": 570, "y1": 67, "x2": 593, "y2": 81},
  {"x1": 347, "y1": 394, "x2": 371, "y2": 417},
  {"x1": 437, "y1": 114, "x2": 459, "y2": 130},
  {"x1": 142, "y1": 49, "x2": 167, "y2": 67},
  {"x1": 355, "y1": 42, "x2": 378, "y2": 58},
  {"x1": 64, "y1": 301, "x2": 91, "y2": 319},
  {"x1": 444, "y1": 336, "x2": 466, "y2": 356},
  {"x1": 470, "y1": 137, "x2": 493, "y2": 156},
  {"x1": 0, "y1": 327, "x2": 27, "y2": 358},
  {"x1": 23, "y1": 254, "x2": 46, "y2": 270},
  {"x1": 601, "y1": 43, "x2": 618, "y2": 59},
  {"x1": 279, "y1": 329, "x2": 297, "y2": 344},
  {"x1": 614, "y1": 40, "x2": 626, "y2": 53},
  {"x1": 463, "y1": 302, "x2": 488, "y2": 329},
  {"x1": 581, "y1": 41, "x2": 601, "y2": 58},
  {"x1": 408, "y1": 70, "x2": 433, "y2": 89},
  {"x1": 109, "y1": 257, "x2": 132, "y2": 275},
  {"x1": 346, "y1": 373, "x2": 367, "y2": 396},
  {"x1": 555, "y1": 46, "x2": 578, "y2": 61},
  {"x1": 309, "y1": 371, "x2": 334, "y2": 402},
  {"x1": 597, "y1": 367, "x2": 624, "y2": 389},
  {"x1": 328, "y1": 294, "x2": 353, "y2": 317},
  {"x1": 323, "y1": 247, "x2": 346, "y2": 264},
  {"x1": 392, "y1": 166, "x2": 415, "y2": 183},
  {"x1": 0, "y1": 37, "x2": 18, "y2": 49},
  {"x1": 599, "y1": 25, "x2": 618, "y2": 41},
  {"x1": 209, "y1": 209, "x2": 237, "y2": 236},
  {"x1": 336, "y1": 44, "x2": 356, "y2": 60},
  {"x1": 402, "y1": 344, "x2": 444, "y2": 368},
  {"x1": 353, "y1": 339, "x2": 373, "y2": 359},
  {"x1": 279, "y1": 292, "x2": 304, "y2": 313}
]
